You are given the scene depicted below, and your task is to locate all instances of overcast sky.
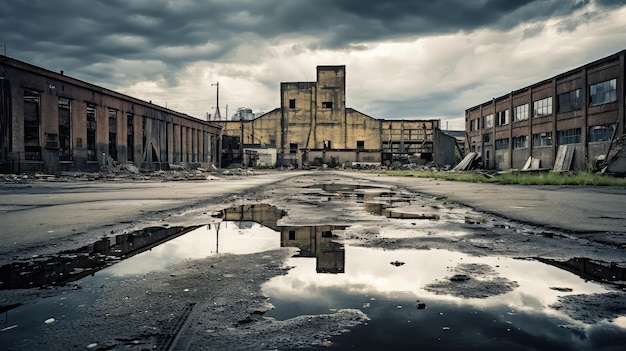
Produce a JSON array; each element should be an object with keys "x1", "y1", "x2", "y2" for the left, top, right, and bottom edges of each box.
[{"x1": 2, "y1": 0, "x2": 626, "y2": 129}]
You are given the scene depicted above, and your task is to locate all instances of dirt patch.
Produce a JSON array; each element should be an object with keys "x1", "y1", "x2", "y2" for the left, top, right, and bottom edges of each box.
[
  {"x1": 551, "y1": 292, "x2": 626, "y2": 324},
  {"x1": 424, "y1": 263, "x2": 519, "y2": 298}
]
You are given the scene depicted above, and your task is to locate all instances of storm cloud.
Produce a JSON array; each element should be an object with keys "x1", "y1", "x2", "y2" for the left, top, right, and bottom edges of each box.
[{"x1": 2, "y1": 0, "x2": 625, "y2": 127}]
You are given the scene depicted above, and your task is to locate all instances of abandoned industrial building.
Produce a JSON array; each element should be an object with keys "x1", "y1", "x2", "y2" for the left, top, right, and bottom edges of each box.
[
  {"x1": 0, "y1": 56, "x2": 458, "y2": 173},
  {"x1": 0, "y1": 55, "x2": 221, "y2": 174},
  {"x1": 217, "y1": 65, "x2": 458, "y2": 168},
  {"x1": 465, "y1": 50, "x2": 625, "y2": 173}
]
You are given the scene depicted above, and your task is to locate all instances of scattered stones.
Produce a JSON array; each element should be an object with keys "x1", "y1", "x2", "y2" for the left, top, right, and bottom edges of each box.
[{"x1": 450, "y1": 274, "x2": 471, "y2": 282}]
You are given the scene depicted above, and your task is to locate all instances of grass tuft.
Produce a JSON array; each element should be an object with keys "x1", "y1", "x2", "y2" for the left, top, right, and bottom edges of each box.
[{"x1": 374, "y1": 170, "x2": 626, "y2": 187}]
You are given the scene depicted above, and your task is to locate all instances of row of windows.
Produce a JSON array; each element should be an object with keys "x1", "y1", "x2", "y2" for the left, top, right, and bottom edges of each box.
[
  {"x1": 485, "y1": 124, "x2": 615, "y2": 150},
  {"x1": 470, "y1": 78, "x2": 618, "y2": 129},
  {"x1": 21, "y1": 90, "x2": 211, "y2": 163}
]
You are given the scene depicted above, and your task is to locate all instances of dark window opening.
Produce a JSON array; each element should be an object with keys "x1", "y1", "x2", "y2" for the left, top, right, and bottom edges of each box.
[
  {"x1": 59, "y1": 98, "x2": 72, "y2": 161},
  {"x1": 322, "y1": 231, "x2": 333, "y2": 238},
  {"x1": 45, "y1": 133, "x2": 58, "y2": 149},
  {"x1": 557, "y1": 89, "x2": 581, "y2": 113},
  {"x1": 557, "y1": 128, "x2": 581, "y2": 145},
  {"x1": 495, "y1": 138, "x2": 509, "y2": 150},
  {"x1": 108, "y1": 109, "x2": 118, "y2": 161},
  {"x1": 357, "y1": 140, "x2": 365, "y2": 151},
  {"x1": 289, "y1": 99, "x2": 296, "y2": 108},
  {"x1": 513, "y1": 135, "x2": 527, "y2": 149},
  {"x1": 470, "y1": 119, "x2": 479, "y2": 131},
  {"x1": 323, "y1": 140, "x2": 331, "y2": 150},
  {"x1": 496, "y1": 110, "x2": 509, "y2": 126},
  {"x1": 322, "y1": 101, "x2": 333, "y2": 108},
  {"x1": 288, "y1": 230, "x2": 296, "y2": 240},
  {"x1": 590, "y1": 79, "x2": 617, "y2": 105},
  {"x1": 589, "y1": 124, "x2": 616, "y2": 142},
  {"x1": 289, "y1": 143, "x2": 298, "y2": 154},
  {"x1": 86, "y1": 104, "x2": 97, "y2": 161},
  {"x1": 127, "y1": 113, "x2": 134, "y2": 161},
  {"x1": 23, "y1": 89, "x2": 41, "y2": 160}
]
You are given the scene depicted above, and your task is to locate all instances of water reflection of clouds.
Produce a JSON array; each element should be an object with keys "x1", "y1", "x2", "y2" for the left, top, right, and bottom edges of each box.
[
  {"x1": 264, "y1": 247, "x2": 609, "y2": 322},
  {"x1": 99, "y1": 221, "x2": 279, "y2": 277}
]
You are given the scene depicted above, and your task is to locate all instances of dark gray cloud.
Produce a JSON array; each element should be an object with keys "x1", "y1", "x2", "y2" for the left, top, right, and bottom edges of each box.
[{"x1": 1, "y1": 0, "x2": 624, "y2": 99}]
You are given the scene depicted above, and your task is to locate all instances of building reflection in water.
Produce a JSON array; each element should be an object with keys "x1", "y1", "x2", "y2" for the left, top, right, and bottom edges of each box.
[
  {"x1": 0, "y1": 226, "x2": 200, "y2": 290},
  {"x1": 537, "y1": 257, "x2": 626, "y2": 287},
  {"x1": 222, "y1": 203, "x2": 346, "y2": 274}
]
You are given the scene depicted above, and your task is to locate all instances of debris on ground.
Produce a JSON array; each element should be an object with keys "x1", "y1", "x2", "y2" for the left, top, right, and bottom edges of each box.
[{"x1": 0, "y1": 163, "x2": 276, "y2": 184}]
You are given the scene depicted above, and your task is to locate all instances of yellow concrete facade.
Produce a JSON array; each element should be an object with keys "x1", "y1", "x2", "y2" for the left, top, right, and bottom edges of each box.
[{"x1": 219, "y1": 66, "x2": 454, "y2": 167}]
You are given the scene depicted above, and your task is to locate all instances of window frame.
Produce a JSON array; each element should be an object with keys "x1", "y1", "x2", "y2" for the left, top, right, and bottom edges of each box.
[
  {"x1": 533, "y1": 97, "x2": 552, "y2": 118},
  {"x1": 557, "y1": 89, "x2": 581, "y2": 113},
  {"x1": 495, "y1": 138, "x2": 509, "y2": 150},
  {"x1": 512, "y1": 135, "x2": 528, "y2": 149},
  {"x1": 532, "y1": 132, "x2": 552, "y2": 148},
  {"x1": 557, "y1": 128, "x2": 581, "y2": 145},
  {"x1": 482, "y1": 114, "x2": 494, "y2": 129},
  {"x1": 588, "y1": 124, "x2": 617, "y2": 143},
  {"x1": 513, "y1": 104, "x2": 528, "y2": 122},
  {"x1": 589, "y1": 79, "x2": 617, "y2": 106}
]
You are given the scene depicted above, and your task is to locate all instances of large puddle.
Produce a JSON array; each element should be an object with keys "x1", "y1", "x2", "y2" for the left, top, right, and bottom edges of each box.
[{"x1": 1, "y1": 186, "x2": 626, "y2": 349}]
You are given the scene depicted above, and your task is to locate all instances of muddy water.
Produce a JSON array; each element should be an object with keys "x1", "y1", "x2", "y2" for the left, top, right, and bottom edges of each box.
[{"x1": 1, "y1": 181, "x2": 625, "y2": 350}]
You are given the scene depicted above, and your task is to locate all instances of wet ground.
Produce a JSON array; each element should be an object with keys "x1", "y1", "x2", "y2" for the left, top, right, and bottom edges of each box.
[{"x1": 0, "y1": 171, "x2": 625, "y2": 350}]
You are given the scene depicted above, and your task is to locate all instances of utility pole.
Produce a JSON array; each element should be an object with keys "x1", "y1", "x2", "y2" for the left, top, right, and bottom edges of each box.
[{"x1": 211, "y1": 82, "x2": 221, "y2": 120}]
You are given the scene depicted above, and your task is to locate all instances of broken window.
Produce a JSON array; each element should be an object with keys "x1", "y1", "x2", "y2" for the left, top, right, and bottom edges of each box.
[
  {"x1": 513, "y1": 135, "x2": 527, "y2": 149},
  {"x1": 496, "y1": 110, "x2": 509, "y2": 126},
  {"x1": 590, "y1": 79, "x2": 617, "y2": 105},
  {"x1": 322, "y1": 101, "x2": 333, "y2": 108},
  {"x1": 357, "y1": 140, "x2": 365, "y2": 151},
  {"x1": 513, "y1": 104, "x2": 528, "y2": 122},
  {"x1": 469, "y1": 119, "x2": 479, "y2": 131},
  {"x1": 588, "y1": 124, "x2": 616, "y2": 142},
  {"x1": 495, "y1": 138, "x2": 509, "y2": 150},
  {"x1": 58, "y1": 98, "x2": 72, "y2": 161},
  {"x1": 86, "y1": 104, "x2": 97, "y2": 161},
  {"x1": 323, "y1": 140, "x2": 331, "y2": 150},
  {"x1": 289, "y1": 99, "x2": 296, "y2": 109},
  {"x1": 108, "y1": 109, "x2": 118, "y2": 161},
  {"x1": 45, "y1": 133, "x2": 58, "y2": 148},
  {"x1": 482, "y1": 134, "x2": 491, "y2": 143},
  {"x1": 289, "y1": 143, "x2": 298, "y2": 154},
  {"x1": 482, "y1": 114, "x2": 493, "y2": 128},
  {"x1": 127, "y1": 113, "x2": 134, "y2": 161},
  {"x1": 532, "y1": 132, "x2": 552, "y2": 147},
  {"x1": 557, "y1": 89, "x2": 581, "y2": 113},
  {"x1": 533, "y1": 97, "x2": 552, "y2": 118},
  {"x1": 557, "y1": 128, "x2": 581, "y2": 145},
  {"x1": 23, "y1": 89, "x2": 41, "y2": 160}
]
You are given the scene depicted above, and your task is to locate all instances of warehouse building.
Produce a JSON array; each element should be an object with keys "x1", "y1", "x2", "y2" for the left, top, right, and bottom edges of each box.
[
  {"x1": 217, "y1": 65, "x2": 458, "y2": 168},
  {"x1": 465, "y1": 50, "x2": 625, "y2": 172},
  {"x1": 0, "y1": 55, "x2": 221, "y2": 174}
]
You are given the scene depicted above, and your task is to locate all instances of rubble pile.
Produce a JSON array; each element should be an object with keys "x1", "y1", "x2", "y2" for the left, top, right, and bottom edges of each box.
[{"x1": 0, "y1": 163, "x2": 244, "y2": 183}]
